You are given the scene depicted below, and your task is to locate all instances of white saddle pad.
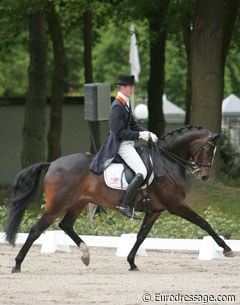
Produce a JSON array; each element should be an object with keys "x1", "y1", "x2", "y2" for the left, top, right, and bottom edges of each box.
[{"x1": 103, "y1": 163, "x2": 154, "y2": 190}]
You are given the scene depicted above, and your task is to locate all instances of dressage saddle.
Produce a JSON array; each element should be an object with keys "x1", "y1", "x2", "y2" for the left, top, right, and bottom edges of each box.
[{"x1": 113, "y1": 145, "x2": 153, "y2": 185}]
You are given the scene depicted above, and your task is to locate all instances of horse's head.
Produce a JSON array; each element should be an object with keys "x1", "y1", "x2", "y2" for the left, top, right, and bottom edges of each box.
[
  {"x1": 190, "y1": 132, "x2": 220, "y2": 181},
  {"x1": 158, "y1": 126, "x2": 221, "y2": 181}
]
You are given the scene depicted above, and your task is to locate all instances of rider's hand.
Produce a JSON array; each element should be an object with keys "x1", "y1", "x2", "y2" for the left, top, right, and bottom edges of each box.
[
  {"x1": 149, "y1": 132, "x2": 158, "y2": 143},
  {"x1": 139, "y1": 131, "x2": 150, "y2": 141},
  {"x1": 139, "y1": 131, "x2": 158, "y2": 142}
]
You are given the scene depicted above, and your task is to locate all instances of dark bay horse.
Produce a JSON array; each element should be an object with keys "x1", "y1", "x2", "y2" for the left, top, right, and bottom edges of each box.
[{"x1": 5, "y1": 125, "x2": 233, "y2": 273}]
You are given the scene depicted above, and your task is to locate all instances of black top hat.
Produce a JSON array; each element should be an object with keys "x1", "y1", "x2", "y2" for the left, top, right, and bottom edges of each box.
[{"x1": 116, "y1": 74, "x2": 136, "y2": 86}]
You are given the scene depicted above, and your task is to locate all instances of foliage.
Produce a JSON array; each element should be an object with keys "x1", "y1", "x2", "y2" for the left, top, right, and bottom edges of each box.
[
  {"x1": 219, "y1": 131, "x2": 240, "y2": 180},
  {"x1": 165, "y1": 40, "x2": 187, "y2": 108},
  {"x1": 0, "y1": 37, "x2": 29, "y2": 96},
  {"x1": 224, "y1": 51, "x2": 240, "y2": 97},
  {"x1": 0, "y1": 178, "x2": 239, "y2": 240},
  {"x1": 226, "y1": 5, "x2": 240, "y2": 97},
  {"x1": 0, "y1": 202, "x2": 239, "y2": 240},
  {"x1": 0, "y1": 1, "x2": 239, "y2": 100},
  {"x1": 92, "y1": 20, "x2": 150, "y2": 97}
]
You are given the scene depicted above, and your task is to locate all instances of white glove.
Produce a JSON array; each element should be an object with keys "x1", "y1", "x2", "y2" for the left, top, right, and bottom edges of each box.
[
  {"x1": 149, "y1": 132, "x2": 158, "y2": 143},
  {"x1": 139, "y1": 131, "x2": 158, "y2": 142},
  {"x1": 139, "y1": 131, "x2": 150, "y2": 141}
]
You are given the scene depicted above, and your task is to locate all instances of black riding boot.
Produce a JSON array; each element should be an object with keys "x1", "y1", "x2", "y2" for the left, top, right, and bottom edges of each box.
[{"x1": 118, "y1": 173, "x2": 144, "y2": 220}]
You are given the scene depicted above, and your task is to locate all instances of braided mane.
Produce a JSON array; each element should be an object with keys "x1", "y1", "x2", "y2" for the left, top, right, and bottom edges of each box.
[{"x1": 159, "y1": 125, "x2": 205, "y2": 141}]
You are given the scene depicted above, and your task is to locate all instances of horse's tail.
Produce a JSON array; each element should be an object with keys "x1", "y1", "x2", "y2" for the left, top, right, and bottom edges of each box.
[{"x1": 5, "y1": 162, "x2": 51, "y2": 245}]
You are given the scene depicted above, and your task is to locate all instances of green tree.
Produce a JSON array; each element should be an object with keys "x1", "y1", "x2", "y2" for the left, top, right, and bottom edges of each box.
[
  {"x1": 112, "y1": 0, "x2": 170, "y2": 135},
  {"x1": 0, "y1": 1, "x2": 29, "y2": 96},
  {"x1": 164, "y1": 41, "x2": 186, "y2": 108}
]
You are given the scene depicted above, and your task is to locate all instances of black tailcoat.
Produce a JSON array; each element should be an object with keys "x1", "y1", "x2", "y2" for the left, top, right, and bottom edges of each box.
[{"x1": 90, "y1": 98, "x2": 145, "y2": 174}]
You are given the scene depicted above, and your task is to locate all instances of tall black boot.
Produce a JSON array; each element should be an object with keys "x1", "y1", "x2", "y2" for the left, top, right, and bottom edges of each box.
[{"x1": 118, "y1": 173, "x2": 144, "y2": 220}]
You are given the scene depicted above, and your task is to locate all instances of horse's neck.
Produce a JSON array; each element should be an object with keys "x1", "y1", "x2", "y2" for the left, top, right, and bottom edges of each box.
[{"x1": 164, "y1": 131, "x2": 206, "y2": 157}]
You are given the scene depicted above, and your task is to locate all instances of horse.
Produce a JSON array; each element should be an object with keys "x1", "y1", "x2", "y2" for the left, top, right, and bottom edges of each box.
[{"x1": 5, "y1": 125, "x2": 234, "y2": 273}]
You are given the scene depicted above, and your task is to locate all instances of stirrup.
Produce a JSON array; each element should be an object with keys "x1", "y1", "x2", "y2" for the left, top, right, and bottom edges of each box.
[
  {"x1": 116, "y1": 205, "x2": 127, "y2": 211},
  {"x1": 117, "y1": 205, "x2": 141, "y2": 220},
  {"x1": 131, "y1": 208, "x2": 140, "y2": 221}
]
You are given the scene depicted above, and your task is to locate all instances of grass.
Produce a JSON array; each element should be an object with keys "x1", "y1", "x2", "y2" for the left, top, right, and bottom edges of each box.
[{"x1": 186, "y1": 180, "x2": 240, "y2": 221}]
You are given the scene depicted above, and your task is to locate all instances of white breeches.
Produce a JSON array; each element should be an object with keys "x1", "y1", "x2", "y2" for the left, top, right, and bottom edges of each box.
[{"x1": 118, "y1": 141, "x2": 147, "y2": 179}]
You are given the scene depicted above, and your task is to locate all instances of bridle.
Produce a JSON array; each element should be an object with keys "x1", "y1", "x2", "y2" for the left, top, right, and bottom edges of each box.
[
  {"x1": 190, "y1": 140, "x2": 217, "y2": 168},
  {"x1": 157, "y1": 138, "x2": 217, "y2": 175}
]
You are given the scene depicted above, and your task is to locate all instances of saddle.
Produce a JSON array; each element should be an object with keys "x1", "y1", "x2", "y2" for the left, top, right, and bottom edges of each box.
[{"x1": 103, "y1": 146, "x2": 154, "y2": 191}]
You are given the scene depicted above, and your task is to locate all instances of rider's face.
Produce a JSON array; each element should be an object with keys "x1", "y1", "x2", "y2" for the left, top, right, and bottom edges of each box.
[{"x1": 120, "y1": 85, "x2": 135, "y2": 98}]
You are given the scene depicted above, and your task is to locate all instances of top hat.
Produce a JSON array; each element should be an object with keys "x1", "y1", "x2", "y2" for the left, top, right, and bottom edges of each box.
[{"x1": 116, "y1": 74, "x2": 136, "y2": 86}]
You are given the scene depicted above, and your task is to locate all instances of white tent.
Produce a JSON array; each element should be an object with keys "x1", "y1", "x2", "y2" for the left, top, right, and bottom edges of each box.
[
  {"x1": 222, "y1": 94, "x2": 240, "y2": 116},
  {"x1": 163, "y1": 94, "x2": 185, "y2": 123},
  {"x1": 221, "y1": 94, "x2": 240, "y2": 149}
]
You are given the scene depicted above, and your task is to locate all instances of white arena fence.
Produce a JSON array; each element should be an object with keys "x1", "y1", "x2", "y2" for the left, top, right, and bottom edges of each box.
[{"x1": 0, "y1": 231, "x2": 239, "y2": 261}]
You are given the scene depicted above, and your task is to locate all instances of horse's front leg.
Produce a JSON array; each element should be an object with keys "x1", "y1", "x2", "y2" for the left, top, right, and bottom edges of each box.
[
  {"x1": 127, "y1": 211, "x2": 161, "y2": 271},
  {"x1": 170, "y1": 204, "x2": 233, "y2": 257}
]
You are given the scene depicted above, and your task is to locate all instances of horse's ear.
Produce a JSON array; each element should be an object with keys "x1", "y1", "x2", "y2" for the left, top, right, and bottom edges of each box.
[{"x1": 209, "y1": 132, "x2": 221, "y2": 142}]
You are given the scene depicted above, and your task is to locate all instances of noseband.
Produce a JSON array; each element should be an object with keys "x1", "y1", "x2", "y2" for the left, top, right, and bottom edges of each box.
[{"x1": 191, "y1": 140, "x2": 217, "y2": 168}]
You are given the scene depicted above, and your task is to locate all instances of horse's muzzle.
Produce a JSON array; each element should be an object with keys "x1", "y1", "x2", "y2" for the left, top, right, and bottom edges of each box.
[
  {"x1": 201, "y1": 175, "x2": 209, "y2": 181},
  {"x1": 199, "y1": 166, "x2": 211, "y2": 181}
]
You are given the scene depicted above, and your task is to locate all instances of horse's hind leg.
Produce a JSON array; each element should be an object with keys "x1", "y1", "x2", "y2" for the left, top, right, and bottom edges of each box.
[
  {"x1": 59, "y1": 201, "x2": 90, "y2": 266},
  {"x1": 12, "y1": 212, "x2": 57, "y2": 273}
]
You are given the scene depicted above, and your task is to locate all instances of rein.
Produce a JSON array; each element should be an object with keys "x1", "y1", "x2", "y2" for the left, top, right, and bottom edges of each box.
[
  {"x1": 158, "y1": 146, "x2": 200, "y2": 174},
  {"x1": 157, "y1": 140, "x2": 217, "y2": 175}
]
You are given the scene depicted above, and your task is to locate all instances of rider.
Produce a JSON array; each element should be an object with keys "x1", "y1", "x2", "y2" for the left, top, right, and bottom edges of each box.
[{"x1": 90, "y1": 74, "x2": 158, "y2": 219}]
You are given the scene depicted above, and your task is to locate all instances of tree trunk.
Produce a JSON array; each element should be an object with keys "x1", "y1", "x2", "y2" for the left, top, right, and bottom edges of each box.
[
  {"x1": 147, "y1": 2, "x2": 169, "y2": 136},
  {"x1": 190, "y1": 0, "x2": 224, "y2": 133},
  {"x1": 189, "y1": 0, "x2": 240, "y2": 179},
  {"x1": 45, "y1": 1, "x2": 65, "y2": 161},
  {"x1": 21, "y1": 11, "x2": 47, "y2": 168}
]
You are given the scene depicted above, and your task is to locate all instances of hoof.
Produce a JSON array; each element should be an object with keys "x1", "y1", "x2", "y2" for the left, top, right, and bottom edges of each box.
[
  {"x1": 128, "y1": 264, "x2": 139, "y2": 271},
  {"x1": 223, "y1": 250, "x2": 234, "y2": 258},
  {"x1": 12, "y1": 266, "x2": 21, "y2": 273},
  {"x1": 79, "y1": 243, "x2": 90, "y2": 266},
  {"x1": 129, "y1": 267, "x2": 139, "y2": 271}
]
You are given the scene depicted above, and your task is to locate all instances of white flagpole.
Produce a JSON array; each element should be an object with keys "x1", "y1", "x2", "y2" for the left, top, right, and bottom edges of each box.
[{"x1": 129, "y1": 24, "x2": 140, "y2": 111}]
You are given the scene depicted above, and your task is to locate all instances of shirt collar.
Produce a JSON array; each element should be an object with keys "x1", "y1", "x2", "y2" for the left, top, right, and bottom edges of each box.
[{"x1": 117, "y1": 91, "x2": 129, "y2": 107}]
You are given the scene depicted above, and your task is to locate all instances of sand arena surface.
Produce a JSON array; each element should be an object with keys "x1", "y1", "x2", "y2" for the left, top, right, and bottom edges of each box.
[{"x1": 0, "y1": 244, "x2": 239, "y2": 305}]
